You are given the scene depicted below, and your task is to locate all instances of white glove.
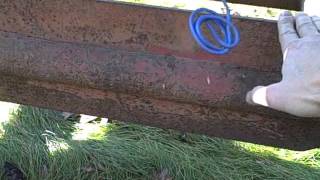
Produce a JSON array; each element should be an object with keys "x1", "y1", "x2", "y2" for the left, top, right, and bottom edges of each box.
[{"x1": 246, "y1": 11, "x2": 320, "y2": 117}]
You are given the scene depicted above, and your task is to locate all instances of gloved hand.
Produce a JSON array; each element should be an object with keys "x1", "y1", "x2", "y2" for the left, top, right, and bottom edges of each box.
[{"x1": 246, "y1": 11, "x2": 320, "y2": 117}]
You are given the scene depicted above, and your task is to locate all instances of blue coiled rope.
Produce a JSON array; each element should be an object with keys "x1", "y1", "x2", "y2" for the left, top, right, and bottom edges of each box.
[{"x1": 189, "y1": 0, "x2": 240, "y2": 55}]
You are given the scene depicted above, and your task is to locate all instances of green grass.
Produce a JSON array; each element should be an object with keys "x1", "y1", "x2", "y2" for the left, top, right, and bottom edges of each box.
[{"x1": 0, "y1": 105, "x2": 319, "y2": 179}]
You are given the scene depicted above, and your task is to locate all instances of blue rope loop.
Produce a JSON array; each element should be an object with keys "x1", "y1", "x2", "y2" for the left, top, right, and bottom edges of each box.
[{"x1": 189, "y1": 1, "x2": 240, "y2": 55}]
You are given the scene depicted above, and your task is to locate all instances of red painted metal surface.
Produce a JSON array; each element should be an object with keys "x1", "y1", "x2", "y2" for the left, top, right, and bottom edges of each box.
[{"x1": 0, "y1": 0, "x2": 319, "y2": 150}]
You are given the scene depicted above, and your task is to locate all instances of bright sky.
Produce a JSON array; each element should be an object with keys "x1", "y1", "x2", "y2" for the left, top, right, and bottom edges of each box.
[{"x1": 304, "y1": 0, "x2": 320, "y2": 16}]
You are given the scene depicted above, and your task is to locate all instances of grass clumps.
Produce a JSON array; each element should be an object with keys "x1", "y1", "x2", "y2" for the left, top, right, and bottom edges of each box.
[{"x1": 0, "y1": 105, "x2": 319, "y2": 179}]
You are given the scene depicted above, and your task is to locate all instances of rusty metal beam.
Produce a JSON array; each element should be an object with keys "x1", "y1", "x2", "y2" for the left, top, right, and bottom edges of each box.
[
  {"x1": 228, "y1": 0, "x2": 303, "y2": 10},
  {"x1": 0, "y1": 0, "x2": 319, "y2": 150}
]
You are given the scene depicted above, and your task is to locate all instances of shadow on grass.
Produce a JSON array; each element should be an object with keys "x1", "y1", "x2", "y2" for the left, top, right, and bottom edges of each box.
[{"x1": 0, "y1": 105, "x2": 319, "y2": 180}]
